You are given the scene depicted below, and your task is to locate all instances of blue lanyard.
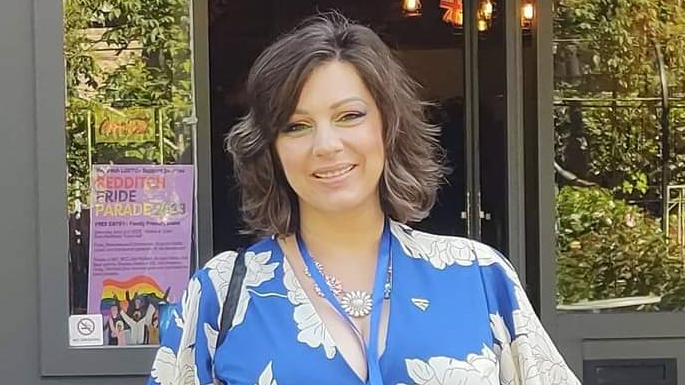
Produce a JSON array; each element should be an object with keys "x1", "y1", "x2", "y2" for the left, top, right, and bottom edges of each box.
[{"x1": 296, "y1": 220, "x2": 391, "y2": 385}]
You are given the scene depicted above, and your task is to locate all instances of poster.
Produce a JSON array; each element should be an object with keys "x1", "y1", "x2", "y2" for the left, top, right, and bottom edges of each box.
[{"x1": 87, "y1": 164, "x2": 194, "y2": 346}]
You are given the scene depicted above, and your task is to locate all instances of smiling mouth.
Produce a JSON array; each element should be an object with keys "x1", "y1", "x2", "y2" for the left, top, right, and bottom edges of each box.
[{"x1": 313, "y1": 165, "x2": 356, "y2": 179}]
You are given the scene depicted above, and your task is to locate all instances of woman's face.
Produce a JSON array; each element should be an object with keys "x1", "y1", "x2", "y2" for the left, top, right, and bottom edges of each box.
[{"x1": 275, "y1": 60, "x2": 385, "y2": 218}]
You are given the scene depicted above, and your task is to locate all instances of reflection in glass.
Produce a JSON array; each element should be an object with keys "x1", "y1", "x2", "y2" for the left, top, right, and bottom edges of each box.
[
  {"x1": 64, "y1": 0, "x2": 196, "y2": 346},
  {"x1": 553, "y1": 0, "x2": 685, "y2": 312}
]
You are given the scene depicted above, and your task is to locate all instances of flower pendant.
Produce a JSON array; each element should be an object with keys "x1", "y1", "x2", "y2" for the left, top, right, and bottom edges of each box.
[{"x1": 340, "y1": 290, "x2": 373, "y2": 318}]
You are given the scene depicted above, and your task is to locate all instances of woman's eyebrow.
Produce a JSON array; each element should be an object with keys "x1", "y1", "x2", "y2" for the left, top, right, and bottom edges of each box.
[
  {"x1": 329, "y1": 96, "x2": 366, "y2": 110},
  {"x1": 292, "y1": 96, "x2": 366, "y2": 115}
]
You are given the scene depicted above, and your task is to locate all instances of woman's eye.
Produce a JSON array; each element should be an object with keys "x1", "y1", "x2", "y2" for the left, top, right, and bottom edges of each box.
[
  {"x1": 339, "y1": 111, "x2": 366, "y2": 122},
  {"x1": 283, "y1": 123, "x2": 310, "y2": 133}
]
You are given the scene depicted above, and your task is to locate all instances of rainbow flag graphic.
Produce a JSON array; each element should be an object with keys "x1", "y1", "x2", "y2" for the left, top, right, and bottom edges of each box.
[{"x1": 100, "y1": 276, "x2": 166, "y2": 309}]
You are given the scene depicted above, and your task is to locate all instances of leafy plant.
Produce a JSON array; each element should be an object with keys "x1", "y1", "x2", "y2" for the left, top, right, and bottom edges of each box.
[
  {"x1": 64, "y1": 0, "x2": 193, "y2": 213},
  {"x1": 553, "y1": 0, "x2": 685, "y2": 202},
  {"x1": 553, "y1": 0, "x2": 685, "y2": 311},
  {"x1": 556, "y1": 186, "x2": 685, "y2": 311}
]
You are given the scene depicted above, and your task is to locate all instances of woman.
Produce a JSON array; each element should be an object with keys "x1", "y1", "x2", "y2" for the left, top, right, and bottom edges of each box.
[{"x1": 149, "y1": 13, "x2": 580, "y2": 385}]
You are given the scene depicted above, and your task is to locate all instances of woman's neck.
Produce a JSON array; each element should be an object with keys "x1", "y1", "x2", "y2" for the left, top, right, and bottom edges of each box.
[{"x1": 297, "y1": 201, "x2": 385, "y2": 265}]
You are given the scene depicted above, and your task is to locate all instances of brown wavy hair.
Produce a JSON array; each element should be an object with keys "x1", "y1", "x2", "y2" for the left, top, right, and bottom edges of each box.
[{"x1": 226, "y1": 12, "x2": 448, "y2": 236}]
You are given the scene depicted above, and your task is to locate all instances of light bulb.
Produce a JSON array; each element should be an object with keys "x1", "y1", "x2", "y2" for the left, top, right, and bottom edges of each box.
[
  {"x1": 482, "y1": 0, "x2": 493, "y2": 20},
  {"x1": 522, "y1": 2, "x2": 535, "y2": 21},
  {"x1": 403, "y1": 0, "x2": 421, "y2": 13}
]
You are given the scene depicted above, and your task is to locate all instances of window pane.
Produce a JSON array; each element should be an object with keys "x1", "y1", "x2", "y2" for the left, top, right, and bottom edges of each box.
[
  {"x1": 64, "y1": 0, "x2": 197, "y2": 346},
  {"x1": 554, "y1": 0, "x2": 685, "y2": 313}
]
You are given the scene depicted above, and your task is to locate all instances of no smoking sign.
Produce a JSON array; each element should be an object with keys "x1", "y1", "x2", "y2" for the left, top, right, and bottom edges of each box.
[{"x1": 69, "y1": 314, "x2": 103, "y2": 346}]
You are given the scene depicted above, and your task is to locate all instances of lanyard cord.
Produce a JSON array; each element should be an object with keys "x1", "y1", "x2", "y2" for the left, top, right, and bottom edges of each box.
[{"x1": 296, "y1": 220, "x2": 391, "y2": 385}]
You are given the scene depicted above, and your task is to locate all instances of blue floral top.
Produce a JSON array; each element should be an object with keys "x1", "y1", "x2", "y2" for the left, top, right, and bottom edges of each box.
[{"x1": 148, "y1": 221, "x2": 580, "y2": 385}]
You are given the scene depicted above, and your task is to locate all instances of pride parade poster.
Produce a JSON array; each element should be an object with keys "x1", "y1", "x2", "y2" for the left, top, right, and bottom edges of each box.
[{"x1": 87, "y1": 164, "x2": 194, "y2": 345}]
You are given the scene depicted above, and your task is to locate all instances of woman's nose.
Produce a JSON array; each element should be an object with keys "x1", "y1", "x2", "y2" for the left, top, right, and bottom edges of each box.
[{"x1": 312, "y1": 124, "x2": 344, "y2": 157}]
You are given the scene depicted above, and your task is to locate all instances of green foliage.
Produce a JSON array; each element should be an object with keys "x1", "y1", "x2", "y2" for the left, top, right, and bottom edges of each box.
[
  {"x1": 64, "y1": 0, "x2": 193, "y2": 213},
  {"x1": 554, "y1": 0, "x2": 685, "y2": 311},
  {"x1": 553, "y1": 0, "x2": 685, "y2": 198},
  {"x1": 556, "y1": 186, "x2": 685, "y2": 311}
]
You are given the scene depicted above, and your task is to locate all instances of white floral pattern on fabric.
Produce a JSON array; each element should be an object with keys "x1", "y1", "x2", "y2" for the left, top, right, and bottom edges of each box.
[
  {"x1": 175, "y1": 347, "x2": 201, "y2": 385},
  {"x1": 255, "y1": 361, "x2": 278, "y2": 385},
  {"x1": 481, "y1": 247, "x2": 581, "y2": 385},
  {"x1": 204, "y1": 323, "x2": 219, "y2": 360},
  {"x1": 492, "y1": 307, "x2": 576, "y2": 385},
  {"x1": 150, "y1": 346, "x2": 176, "y2": 385},
  {"x1": 471, "y1": 241, "x2": 516, "y2": 276},
  {"x1": 173, "y1": 277, "x2": 202, "y2": 385},
  {"x1": 149, "y1": 275, "x2": 213, "y2": 385},
  {"x1": 283, "y1": 258, "x2": 337, "y2": 359},
  {"x1": 175, "y1": 277, "x2": 202, "y2": 346},
  {"x1": 204, "y1": 250, "x2": 239, "y2": 299},
  {"x1": 392, "y1": 226, "x2": 580, "y2": 385},
  {"x1": 398, "y1": 347, "x2": 500, "y2": 385},
  {"x1": 149, "y1": 278, "x2": 203, "y2": 385},
  {"x1": 511, "y1": 300, "x2": 577, "y2": 384},
  {"x1": 390, "y1": 221, "x2": 475, "y2": 269},
  {"x1": 205, "y1": 250, "x2": 279, "y2": 329},
  {"x1": 490, "y1": 313, "x2": 520, "y2": 385}
]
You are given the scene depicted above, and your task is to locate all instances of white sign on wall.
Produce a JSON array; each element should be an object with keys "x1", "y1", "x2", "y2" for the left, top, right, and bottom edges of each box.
[{"x1": 68, "y1": 314, "x2": 104, "y2": 346}]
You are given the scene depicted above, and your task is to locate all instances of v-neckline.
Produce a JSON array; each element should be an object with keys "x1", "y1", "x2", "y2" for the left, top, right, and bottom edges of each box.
[{"x1": 272, "y1": 237, "x2": 394, "y2": 384}]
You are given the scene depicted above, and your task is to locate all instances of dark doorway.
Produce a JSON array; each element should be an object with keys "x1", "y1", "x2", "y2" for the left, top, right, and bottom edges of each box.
[{"x1": 208, "y1": 0, "x2": 508, "y2": 254}]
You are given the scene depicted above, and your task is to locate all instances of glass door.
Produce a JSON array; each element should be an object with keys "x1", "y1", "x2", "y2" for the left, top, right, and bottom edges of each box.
[{"x1": 475, "y1": 0, "x2": 509, "y2": 253}]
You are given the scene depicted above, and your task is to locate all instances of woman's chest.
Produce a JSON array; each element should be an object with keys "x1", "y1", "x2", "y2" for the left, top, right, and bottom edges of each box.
[{"x1": 213, "y1": 257, "x2": 497, "y2": 385}]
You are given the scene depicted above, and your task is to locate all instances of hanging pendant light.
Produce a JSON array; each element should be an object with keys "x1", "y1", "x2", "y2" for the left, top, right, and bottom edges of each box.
[
  {"x1": 521, "y1": 1, "x2": 535, "y2": 29},
  {"x1": 481, "y1": 0, "x2": 494, "y2": 21},
  {"x1": 478, "y1": 18, "x2": 488, "y2": 31},
  {"x1": 402, "y1": 0, "x2": 422, "y2": 17},
  {"x1": 476, "y1": 0, "x2": 494, "y2": 31}
]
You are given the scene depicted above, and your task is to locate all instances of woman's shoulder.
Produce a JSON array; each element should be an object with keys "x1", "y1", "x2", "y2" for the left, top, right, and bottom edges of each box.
[
  {"x1": 389, "y1": 220, "x2": 514, "y2": 273},
  {"x1": 203, "y1": 236, "x2": 280, "y2": 272},
  {"x1": 391, "y1": 222, "x2": 528, "y2": 313},
  {"x1": 197, "y1": 237, "x2": 281, "y2": 297}
]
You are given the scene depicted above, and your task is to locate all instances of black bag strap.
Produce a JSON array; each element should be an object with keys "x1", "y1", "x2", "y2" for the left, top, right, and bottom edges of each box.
[{"x1": 217, "y1": 247, "x2": 247, "y2": 346}]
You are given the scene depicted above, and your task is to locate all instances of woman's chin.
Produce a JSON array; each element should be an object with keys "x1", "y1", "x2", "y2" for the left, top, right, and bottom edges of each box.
[{"x1": 307, "y1": 194, "x2": 377, "y2": 216}]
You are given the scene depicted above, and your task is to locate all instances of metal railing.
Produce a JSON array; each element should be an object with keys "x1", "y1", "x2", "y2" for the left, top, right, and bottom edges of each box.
[{"x1": 666, "y1": 185, "x2": 685, "y2": 260}]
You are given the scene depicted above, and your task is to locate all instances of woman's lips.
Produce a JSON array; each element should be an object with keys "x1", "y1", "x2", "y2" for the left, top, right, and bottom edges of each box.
[{"x1": 312, "y1": 164, "x2": 356, "y2": 179}]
